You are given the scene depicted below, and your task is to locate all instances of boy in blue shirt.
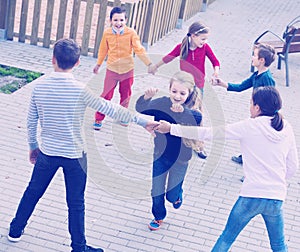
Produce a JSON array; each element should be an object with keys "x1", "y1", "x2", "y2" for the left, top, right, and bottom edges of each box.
[{"x1": 212, "y1": 43, "x2": 276, "y2": 165}]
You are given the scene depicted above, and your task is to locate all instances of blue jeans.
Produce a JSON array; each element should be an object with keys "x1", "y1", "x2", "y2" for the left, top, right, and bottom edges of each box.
[
  {"x1": 151, "y1": 155, "x2": 188, "y2": 220},
  {"x1": 212, "y1": 196, "x2": 287, "y2": 252},
  {"x1": 10, "y1": 152, "x2": 88, "y2": 252}
]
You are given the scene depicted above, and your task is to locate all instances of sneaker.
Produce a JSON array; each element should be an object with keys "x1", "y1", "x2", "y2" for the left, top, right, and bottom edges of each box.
[
  {"x1": 7, "y1": 229, "x2": 24, "y2": 242},
  {"x1": 231, "y1": 154, "x2": 243, "y2": 164},
  {"x1": 196, "y1": 150, "x2": 207, "y2": 159},
  {"x1": 72, "y1": 245, "x2": 104, "y2": 252},
  {"x1": 120, "y1": 121, "x2": 129, "y2": 127},
  {"x1": 84, "y1": 245, "x2": 104, "y2": 252},
  {"x1": 93, "y1": 121, "x2": 102, "y2": 130},
  {"x1": 173, "y1": 190, "x2": 183, "y2": 209},
  {"x1": 148, "y1": 219, "x2": 163, "y2": 231}
]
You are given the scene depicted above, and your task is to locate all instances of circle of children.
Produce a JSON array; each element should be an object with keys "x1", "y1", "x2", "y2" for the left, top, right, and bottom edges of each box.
[{"x1": 7, "y1": 6, "x2": 298, "y2": 252}]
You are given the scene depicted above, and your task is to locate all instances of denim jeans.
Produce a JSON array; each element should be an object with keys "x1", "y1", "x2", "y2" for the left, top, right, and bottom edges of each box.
[
  {"x1": 212, "y1": 196, "x2": 287, "y2": 252},
  {"x1": 10, "y1": 152, "x2": 88, "y2": 252},
  {"x1": 151, "y1": 155, "x2": 188, "y2": 220}
]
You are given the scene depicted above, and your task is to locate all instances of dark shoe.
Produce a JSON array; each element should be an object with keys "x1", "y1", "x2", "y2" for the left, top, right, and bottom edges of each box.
[
  {"x1": 240, "y1": 176, "x2": 245, "y2": 182},
  {"x1": 231, "y1": 154, "x2": 243, "y2": 164},
  {"x1": 85, "y1": 245, "x2": 104, "y2": 252},
  {"x1": 173, "y1": 190, "x2": 183, "y2": 209},
  {"x1": 7, "y1": 228, "x2": 24, "y2": 242},
  {"x1": 72, "y1": 245, "x2": 104, "y2": 252},
  {"x1": 148, "y1": 219, "x2": 163, "y2": 231},
  {"x1": 195, "y1": 150, "x2": 207, "y2": 159}
]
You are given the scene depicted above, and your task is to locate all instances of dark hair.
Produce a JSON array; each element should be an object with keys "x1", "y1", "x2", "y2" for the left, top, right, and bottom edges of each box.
[
  {"x1": 252, "y1": 86, "x2": 283, "y2": 131},
  {"x1": 110, "y1": 6, "x2": 127, "y2": 20},
  {"x1": 53, "y1": 38, "x2": 81, "y2": 70},
  {"x1": 180, "y1": 22, "x2": 209, "y2": 60},
  {"x1": 254, "y1": 43, "x2": 276, "y2": 67}
]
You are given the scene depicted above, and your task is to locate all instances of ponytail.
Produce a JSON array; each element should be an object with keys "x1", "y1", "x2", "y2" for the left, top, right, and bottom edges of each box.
[
  {"x1": 180, "y1": 35, "x2": 190, "y2": 60},
  {"x1": 271, "y1": 111, "x2": 284, "y2": 131}
]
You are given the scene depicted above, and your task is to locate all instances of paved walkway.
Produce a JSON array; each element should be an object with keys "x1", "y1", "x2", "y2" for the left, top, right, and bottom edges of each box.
[{"x1": 0, "y1": 0, "x2": 300, "y2": 251}]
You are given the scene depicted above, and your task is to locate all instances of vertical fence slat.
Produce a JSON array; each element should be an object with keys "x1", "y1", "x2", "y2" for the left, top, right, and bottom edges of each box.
[
  {"x1": 56, "y1": 0, "x2": 68, "y2": 40},
  {"x1": 81, "y1": 0, "x2": 94, "y2": 55},
  {"x1": 30, "y1": 0, "x2": 42, "y2": 45},
  {"x1": 6, "y1": 0, "x2": 16, "y2": 40},
  {"x1": 142, "y1": 0, "x2": 154, "y2": 49},
  {"x1": 93, "y1": 0, "x2": 108, "y2": 57},
  {"x1": 19, "y1": 0, "x2": 29, "y2": 42},
  {"x1": 70, "y1": 0, "x2": 81, "y2": 40},
  {"x1": 43, "y1": 0, "x2": 55, "y2": 48},
  {"x1": 113, "y1": 0, "x2": 121, "y2": 7},
  {"x1": 0, "y1": 0, "x2": 8, "y2": 29}
]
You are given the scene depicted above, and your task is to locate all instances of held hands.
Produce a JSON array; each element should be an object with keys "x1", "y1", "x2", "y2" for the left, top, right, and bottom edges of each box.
[
  {"x1": 29, "y1": 148, "x2": 40, "y2": 164},
  {"x1": 144, "y1": 120, "x2": 171, "y2": 136},
  {"x1": 148, "y1": 64, "x2": 158, "y2": 75},
  {"x1": 144, "y1": 87, "x2": 159, "y2": 100},
  {"x1": 211, "y1": 76, "x2": 228, "y2": 88},
  {"x1": 154, "y1": 120, "x2": 171, "y2": 134}
]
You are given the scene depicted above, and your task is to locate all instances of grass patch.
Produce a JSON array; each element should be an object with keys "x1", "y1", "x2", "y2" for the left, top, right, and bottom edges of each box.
[{"x1": 0, "y1": 64, "x2": 43, "y2": 94}]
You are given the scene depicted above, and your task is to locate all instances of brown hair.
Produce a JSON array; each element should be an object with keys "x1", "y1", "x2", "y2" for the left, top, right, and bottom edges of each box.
[{"x1": 180, "y1": 22, "x2": 209, "y2": 60}]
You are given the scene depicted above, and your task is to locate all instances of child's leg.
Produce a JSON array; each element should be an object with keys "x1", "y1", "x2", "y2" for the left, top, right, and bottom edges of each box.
[
  {"x1": 151, "y1": 157, "x2": 169, "y2": 221},
  {"x1": 166, "y1": 161, "x2": 188, "y2": 204},
  {"x1": 118, "y1": 69, "x2": 134, "y2": 108},
  {"x1": 95, "y1": 69, "x2": 118, "y2": 121}
]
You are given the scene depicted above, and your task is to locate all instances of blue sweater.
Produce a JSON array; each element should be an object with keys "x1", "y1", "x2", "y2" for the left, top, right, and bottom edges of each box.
[
  {"x1": 136, "y1": 96, "x2": 202, "y2": 163},
  {"x1": 227, "y1": 69, "x2": 275, "y2": 92}
]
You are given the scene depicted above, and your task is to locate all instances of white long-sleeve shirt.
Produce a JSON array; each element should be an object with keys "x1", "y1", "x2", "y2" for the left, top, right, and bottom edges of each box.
[
  {"x1": 170, "y1": 116, "x2": 298, "y2": 201},
  {"x1": 27, "y1": 72, "x2": 147, "y2": 158}
]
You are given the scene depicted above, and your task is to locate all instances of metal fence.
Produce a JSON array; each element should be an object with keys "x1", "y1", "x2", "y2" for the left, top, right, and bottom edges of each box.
[{"x1": 0, "y1": 0, "x2": 204, "y2": 57}]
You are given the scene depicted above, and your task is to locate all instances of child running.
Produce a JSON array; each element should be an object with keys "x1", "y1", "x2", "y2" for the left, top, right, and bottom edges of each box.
[
  {"x1": 135, "y1": 71, "x2": 202, "y2": 231},
  {"x1": 93, "y1": 6, "x2": 153, "y2": 130},
  {"x1": 212, "y1": 43, "x2": 276, "y2": 165},
  {"x1": 156, "y1": 86, "x2": 298, "y2": 251},
  {"x1": 149, "y1": 21, "x2": 220, "y2": 159}
]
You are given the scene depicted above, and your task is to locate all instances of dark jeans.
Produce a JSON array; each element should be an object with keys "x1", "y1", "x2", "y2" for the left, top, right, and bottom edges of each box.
[
  {"x1": 10, "y1": 151, "x2": 88, "y2": 251},
  {"x1": 151, "y1": 155, "x2": 188, "y2": 220}
]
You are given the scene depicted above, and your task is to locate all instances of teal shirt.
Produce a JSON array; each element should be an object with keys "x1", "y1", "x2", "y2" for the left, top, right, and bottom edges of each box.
[{"x1": 227, "y1": 69, "x2": 275, "y2": 92}]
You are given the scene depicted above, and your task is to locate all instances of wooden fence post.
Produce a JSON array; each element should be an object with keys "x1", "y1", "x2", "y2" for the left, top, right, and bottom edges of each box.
[
  {"x1": 0, "y1": 0, "x2": 9, "y2": 40},
  {"x1": 176, "y1": 0, "x2": 186, "y2": 29},
  {"x1": 142, "y1": 0, "x2": 154, "y2": 50}
]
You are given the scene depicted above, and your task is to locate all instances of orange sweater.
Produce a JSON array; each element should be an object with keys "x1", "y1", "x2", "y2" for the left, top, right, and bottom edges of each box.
[{"x1": 97, "y1": 26, "x2": 152, "y2": 74}]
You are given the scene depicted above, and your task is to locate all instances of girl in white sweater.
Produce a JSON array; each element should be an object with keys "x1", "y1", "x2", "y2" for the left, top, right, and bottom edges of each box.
[{"x1": 155, "y1": 86, "x2": 298, "y2": 251}]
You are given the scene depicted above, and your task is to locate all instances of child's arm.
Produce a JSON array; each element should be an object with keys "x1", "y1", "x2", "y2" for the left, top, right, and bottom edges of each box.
[
  {"x1": 93, "y1": 31, "x2": 108, "y2": 74},
  {"x1": 144, "y1": 87, "x2": 158, "y2": 100}
]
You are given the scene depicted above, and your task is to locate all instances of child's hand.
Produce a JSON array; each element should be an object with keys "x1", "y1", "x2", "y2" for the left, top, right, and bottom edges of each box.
[
  {"x1": 211, "y1": 77, "x2": 228, "y2": 88},
  {"x1": 145, "y1": 121, "x2": 160, "y2": 137},
  {"x1": 148, "y1": 64, "x2": 158, "y2": 75},
  {"x1": 155, "y1": 120, "x2": 171, "y2": 134},
  {"x1": 170, "y1": 103, "x2": 184, "y2": 113},
  {"x1": 93, "y1": 64, "x2": 101, "y2": 74},
  {"x1": 144, "y1": 88, "x2": 158, "y2": 100},
  {"x1": 29, "y1": 148, "x2": 40, "y2": 164}
]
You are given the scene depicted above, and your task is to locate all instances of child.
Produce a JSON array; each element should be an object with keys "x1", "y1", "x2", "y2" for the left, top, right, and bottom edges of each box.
[
  {"x1": 150, "y1": 21, "x2": 220, "y2": 94},
  {"x1": 156, "y1": 86, "x2": 298, "y2": 251},
  {"x1": 149, "y1": 21, "x2": 220, "y2": 159},
  {"x1": 93, "y1": 6, "x2": 153, "y2": 130},
  {"x1": 135, "y1": 71, "x2": 202, "y2": 231},
  {"x1": 212, "y1": 43, "x2": 276, "y2": 165},
  {"x1": 7, "y1": 38, "x2": 157, "y2": 252}
]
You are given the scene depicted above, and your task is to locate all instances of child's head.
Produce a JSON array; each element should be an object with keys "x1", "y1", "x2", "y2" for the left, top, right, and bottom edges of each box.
[
  {"x1": 180, "y1": 22, "x2": 209, "y2": 59},
  {"x1": 169, "y1": 71, "x2": 200, "y2": 107},
  {"x1": 252, "y1": 43, "x2": 276, "y2": 67},
  {"x1": 251, "y1": 86, "x2": 283, "y2": 131},
  {"x1": 110, "y1": 7, "x2": 127, "y2": 33},
  {"x1": 53, "y1": 38, "x2": 81, "y2": 70}
]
